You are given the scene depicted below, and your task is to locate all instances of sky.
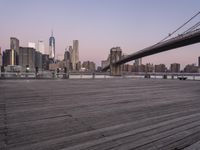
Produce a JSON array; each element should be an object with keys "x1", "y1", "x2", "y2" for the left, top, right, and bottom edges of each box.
[{"x1": 0, "y1": 0, "x2": 200, "y2": 68}]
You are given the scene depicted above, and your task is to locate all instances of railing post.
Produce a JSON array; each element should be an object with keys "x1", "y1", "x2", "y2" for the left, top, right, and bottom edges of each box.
[
  {"x1": 35, "y1": 67, "x2": 38, "y2": 79},
  {"x1": 52, "y1": 71, "x2": 55, "y2": 79},
  {"x1": 144, "y1": 74, "x2": 151, "y2": 79},
  {"x1": 163, "y1": 74, "x2": 167, "y2": 79},
  {"x1": 63, "y1": 67, "x2": 69, "y2": 79},
  {"x1": 1, "y1": 66, "x2": 5, "y2": 79},
  {"x1": 92, "y1": 72, "x2": 95, "y2": 79}
]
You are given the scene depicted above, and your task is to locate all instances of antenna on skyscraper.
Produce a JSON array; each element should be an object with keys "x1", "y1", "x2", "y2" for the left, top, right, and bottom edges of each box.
[{"x1": 51, "y1": 29, "x2": 53, "y2": 37}]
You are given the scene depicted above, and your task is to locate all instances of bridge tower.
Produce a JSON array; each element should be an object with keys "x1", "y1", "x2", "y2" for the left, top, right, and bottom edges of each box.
[{"x1": 110, "y1": 47, "x2": 122, "y2": 76}]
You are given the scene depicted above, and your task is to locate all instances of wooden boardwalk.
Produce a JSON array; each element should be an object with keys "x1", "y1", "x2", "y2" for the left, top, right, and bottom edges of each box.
[{"x1": 0, "y1": 78, "x2": 200, "y2": 150}]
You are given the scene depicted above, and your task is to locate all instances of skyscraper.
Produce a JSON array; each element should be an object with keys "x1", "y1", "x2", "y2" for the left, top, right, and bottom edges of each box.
[
  {"x1": 69, "y1": 46, "x2": 73, "y2": 55},
  {"x1": 64, "y1": 48, "x2": 72, "y2": 71},
  {"x1": 38, "y1": 40, "x2": 45, "y2": 54},
  {"x1": 10, "y1": 37, "x2": 19, "y2": 54},
  {"x1": 71, "y1": 40, "x2": 79, "y2": 70},
  {"x1": 10, "y1": 37, "x2": 19, "y2": 65},
  {"x1": 35, "y1": 51, "x2": 42, "y2": 70},
  {"x1": 49, "y1": 31, "x2": 55, "y2": 62},
  {"x1": 3, "y1": 49, "x2": 17, "y2": 66}
]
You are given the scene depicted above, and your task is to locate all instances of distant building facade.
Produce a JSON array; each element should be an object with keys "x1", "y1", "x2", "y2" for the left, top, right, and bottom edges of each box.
[
  {"x1": 69, "y1": 46, "x2": 73, "y2": 54},
  {"x1": 140, "y1": 64, "x2": 146, "y2": 72},
  {"x1": 184, "y1": 64, "x2": 198, "y2": 73},
  {"x1": 122, "y1": 64, "x2": 133, "y2": 72},
  {"x1": 170, "y1": 63, "x2": 180, "y2": 73},
  {"x1": 97, "y1": 66, "x2": 102, "y2": 72},
  {"x1": 49, "y1": 63, "x2": 59, "y2": 71},
  {"x1": 132, "y1": 62, "x2": 138, "y2": 72},
  {"x1": 76, "y1": 61, "x2": 81, "y2": 71},
  {"x1": 38, "y1": 40, "x2": 45, "y2": 54},
  {"x1": 35, "y1": 51, "x2": 42, "y2": 70},
  {"x1": 82, "y1": 61, "x2": 96, "y2": 72},
  {"x1": 144, "y1": 63, "x2": 154, "y2": 73},
  {"x1": 155, "y1": 64, "x2": 166, "y2": 72},
  {"x1": 42, "y1": 54, "x2": 49, "y2": 70},
  {"x1": 49, "y1": 60, "x2": 65, "y2": 71},
  {"x1": 132, "y1": 59, "x2": 142, "y2": 72},
  {"x1": 3, "y1": 49, "x2": 17, "y2": 66},
  {"x1": 135, "y1": 58, "x2": 142, "y2": 66},
  {"x1": 19, "y1": 47, "x2": 35, "y2": 71},
  {"x1": 28, "y1": 42, "x2": 36, "y2": 49}
]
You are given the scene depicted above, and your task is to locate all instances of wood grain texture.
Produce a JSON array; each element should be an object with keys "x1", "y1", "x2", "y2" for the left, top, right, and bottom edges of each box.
[{"x1": 0, "y1": 78, "x2": 200, "y2": 150}]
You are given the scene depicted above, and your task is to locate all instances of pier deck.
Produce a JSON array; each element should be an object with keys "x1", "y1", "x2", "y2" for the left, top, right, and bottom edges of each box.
[{"x1": 0, "y1": 78, "x2": 200, "y2": 150}]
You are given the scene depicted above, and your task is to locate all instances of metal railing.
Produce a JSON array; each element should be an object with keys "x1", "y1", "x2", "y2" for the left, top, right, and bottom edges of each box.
[{"x1": 1, "y1": 71, "x2": 200, "y2": 80}]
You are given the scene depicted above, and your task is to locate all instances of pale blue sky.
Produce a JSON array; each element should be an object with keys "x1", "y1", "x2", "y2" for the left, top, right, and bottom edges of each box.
[{"x1": 0, "y1": 0, "x2": 200, "y2": 67}]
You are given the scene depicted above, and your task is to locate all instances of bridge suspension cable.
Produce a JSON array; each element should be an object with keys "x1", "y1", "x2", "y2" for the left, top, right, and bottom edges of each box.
[
  {"x1": 182, "y1": 21, "x2": 200, "y2": 34},
  {"x1": 158, "y1": 11, "x2": 200, "y2": 43}
]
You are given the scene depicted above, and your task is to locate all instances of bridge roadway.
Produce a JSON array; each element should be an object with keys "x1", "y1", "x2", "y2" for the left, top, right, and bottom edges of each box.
[{"x1": 1, "y1": 78, "x2": 200, "y2": 150}]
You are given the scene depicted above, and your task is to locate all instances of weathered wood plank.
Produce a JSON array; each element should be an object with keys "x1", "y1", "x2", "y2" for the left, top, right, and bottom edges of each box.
[
  {"x1": 183, "y1": 141, "x2": 200, "y2": 150},
  {"x1": 1, "y1": 79, "x2": 200, "y2": 150}
]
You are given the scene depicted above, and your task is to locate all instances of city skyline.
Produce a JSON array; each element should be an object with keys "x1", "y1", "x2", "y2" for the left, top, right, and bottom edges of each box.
[{"x1": 0, "y1": 0, "x2": 200, "y2": 67}]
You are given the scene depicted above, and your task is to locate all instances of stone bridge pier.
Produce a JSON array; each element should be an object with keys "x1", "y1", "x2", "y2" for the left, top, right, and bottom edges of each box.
[{"x1": 110, "y1": 47, "x2": 122, "y2": 76}]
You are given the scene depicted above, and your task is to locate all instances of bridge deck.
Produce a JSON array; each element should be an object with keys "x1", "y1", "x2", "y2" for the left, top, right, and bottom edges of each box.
[{"x1": 0, "y1": 79, "x2": 200, "y2": 150}]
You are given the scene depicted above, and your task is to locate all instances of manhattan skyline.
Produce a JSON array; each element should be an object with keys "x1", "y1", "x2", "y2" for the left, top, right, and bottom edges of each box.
[{"x1": 0, "y1": 0, "x2": 200, "y2": 67}]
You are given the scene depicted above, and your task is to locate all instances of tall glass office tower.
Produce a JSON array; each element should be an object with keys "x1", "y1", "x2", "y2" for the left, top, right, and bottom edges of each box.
[
  {"x1": 71, "y1": 40, "x2": 79, "y2": 70},
  {"x1": 10, "y1": 37, "x2": 19, "y2": 65},
  {"x1": 49, "y1": 31, "x2": 55, "y2": 62}
]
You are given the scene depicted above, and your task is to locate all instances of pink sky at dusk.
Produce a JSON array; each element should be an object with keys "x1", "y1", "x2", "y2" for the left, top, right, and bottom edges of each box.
[{"x1": 0, "y1": 0, "x2": 200, "y2": 68}]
